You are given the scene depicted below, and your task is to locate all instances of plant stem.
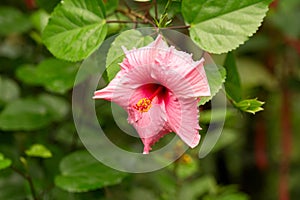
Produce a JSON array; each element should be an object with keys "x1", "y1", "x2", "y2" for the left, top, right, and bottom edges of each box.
[
  {"x1": 11, "y1": 166, "x2": 38, "y2": 200},
  {"x1": 172, "y1": 158, "x2": 182, "y2": 200},
  {"x1": 116, "y1": 8, "x2": 157, "y2": 27},
  {"x1": 279, "y1": 88, "x2": 291, "y2": 200},
  {"x1": 106, "y1": 20, "x2": 148, "y2": 24},
  {"x1": 153, "y1": 0, "x2": 158, "y2": 20},
  {"x1": 161, "y1": 25, "x2": 191, "y2": 29},
  {"x1": 162, "y1": 0, "x2": 172, "y2": 16}
]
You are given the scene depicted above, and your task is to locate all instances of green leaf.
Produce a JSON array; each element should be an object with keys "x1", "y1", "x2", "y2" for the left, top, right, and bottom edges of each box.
[
  {"x1": 234, "y1": 98, "x2": 264, "y2": 114},
  {"x1": 211, "y1": 129, "x2": 238, "y2": 152},
  {"x1": 42, "y1": 0, "x2": 107, "y2": 61},
  {"x1": 55, "y1": 123, "x2": 77, "y2": 145},
  {"x1": 25, "y1": 144, "x2": 52, "y2": 158},
  {"x1": 176, "y1": 155, "x2": 198, "y2": 179},
  {"x1": 0, "y1": 95, "x2": 66, "y2": 131},
  {"x1": 0, "y1": 76, "x2": 20, "y2": 106},
  {"x1": 224, "y1": 52, "x2": 242, "y2": 102},
  {"x1": 19, "y1": 157, "x2": 28, "y2": 168},
  {"x1": 149, "y1": 0, "x2": 181, "y2": 19},
  {"x1": 0, "y1": 7, "x2": 32, "y2": 36},
  {"x1": 15, "y1": 64, "x2": 40, "y2": 86},
  {"x1": 36, "y1": 58, "x2": 79, "y2": 93},
  {"x1": 104, "y1": 0, "x2": 119, "y2": 15},
  {"x1": 151, "y1": 171, "x2": 176, "y2": 197},
  {"x1": 0, "y1": 153, "x2": 12, "y2": 170},
  {"x1": 106, "y1": 29, "x2": 153, "y2": 81},
  {"x1": 198, "y1": 65, "x2": 226, "y2": 105},
  {"x1": 30, "y1": 9, "x2": 50, "y2": 33},
  {"x1": 236, "y1": 58, "x2": 277, "y2": 90},
  {"x1": 0, "y1": 99, "x2": 51, "y2": 131},
  {"x1": 16, "y1": 58, "x2": 79, "y2": 94},
  {"x1": 0, "y1": 173, "x2": 27, "y2": 199},
  {"x1": 38, "y1": 94, "x2": 69, "y2": 121},
  {"x1": 219, "y1": 193, "x2": 249, "y2": 200},
  {"x1": 55, "y1": 150, "x2": 127, "y2": 192},
  {"x1": 179, "y1": 175, "x2": 217, "y2": 200},
  {"x1": 182, "y1": 0, "x2": 272, "y2": 54},
  {"x1": 208, "y1": 191, "x2": 249, "y2": 200},
  {"x1": 129, "y1": 187, "x2": 157, "y2": 200},
  {"x1": 200, "y1": 109, "x2": 235, "y2": 124},
  {"x1": 36, "y1": 0, "x2": 61, "y2": 13}
]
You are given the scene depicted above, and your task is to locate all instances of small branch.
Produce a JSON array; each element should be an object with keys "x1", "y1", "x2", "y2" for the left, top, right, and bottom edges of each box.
[
  {"x1": 172, "y1": 157, "x2": 183, "y2": 200},
  {"x1": 106, "y1": 20, "x2": 148, "y2": 24},
  {"x1": 27, "y1": 175, "x2": 38, "y2": 200},
  {"x1": 123, "y1": 0, "x2": 132, "y2": 12},
  {"x1": 279, "y1": 88, "x2": 292, "y2": 200},
  {"x1": 162, "y1": 25, "x2": 191, "y2": 30},
  {"x1": 39, "y1": 184, "x2": 55, "y2": 199},
  {"x1": 116, "y1": 8, "x2": 157, "y2": 28},
  {"x1": 153, "y1": 0, "x2": 158, "y2": 20},
  {"x1": 10, "y1": 165, "x2": 26, "y2": 178},
  {"x1": 104, "y1": 187, "x2": 113, "y2": 198},
  {"x1": 254, "y1": 119, "x2": 268, "y2": 171},
  {"x1": 11, "y1": 166, "x2": 38, "y2": 200}
]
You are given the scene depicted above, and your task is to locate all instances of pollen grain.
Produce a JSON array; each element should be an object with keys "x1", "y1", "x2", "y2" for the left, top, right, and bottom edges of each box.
[{"x1": 133, "y1": 98, "x2": 152, "y2": 112}]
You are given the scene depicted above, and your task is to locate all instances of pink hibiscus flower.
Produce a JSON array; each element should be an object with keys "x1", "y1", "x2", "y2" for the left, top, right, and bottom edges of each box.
[{"x1": 93, "y1": 34, "x2": 210, "y2": 154}]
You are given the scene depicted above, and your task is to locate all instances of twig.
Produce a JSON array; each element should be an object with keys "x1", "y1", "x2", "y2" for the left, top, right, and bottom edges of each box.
[
  {"x1": 161, "y1": 25, "x2": 191, "y2": 30},
  {"x1": 153, "y1": 0, "x2": 158, "y2": 20},
  {"x1": 106, "y1": 20, "x2": 148, "y2": 24},
  {"x1": 116, "y1": 8, "x2": 157, "y2": 27},
  {"x1": 10, "y1": 166, "x2": 38, "y2": 200},
  {"x1": 279, "y1": 88, "x2": 291, "y2": 200}
]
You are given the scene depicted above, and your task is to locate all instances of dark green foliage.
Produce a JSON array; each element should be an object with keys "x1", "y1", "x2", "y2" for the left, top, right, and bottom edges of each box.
[{"x1": 0, "y1": 0, "x2": 298, "y2": 200}]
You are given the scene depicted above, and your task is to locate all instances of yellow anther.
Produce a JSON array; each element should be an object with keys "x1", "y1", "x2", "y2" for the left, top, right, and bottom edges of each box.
[{"x1": 133, "y1": 98, "x2": 152, "y2": 112}]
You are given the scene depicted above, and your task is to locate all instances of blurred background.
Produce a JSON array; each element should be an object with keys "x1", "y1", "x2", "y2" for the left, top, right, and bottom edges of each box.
[{"x1": 0, "y1": 0, "x2": 299, "y2": 199}]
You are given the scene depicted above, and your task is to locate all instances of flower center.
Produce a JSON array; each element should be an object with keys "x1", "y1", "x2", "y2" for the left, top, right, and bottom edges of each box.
[
  {"x1": 133, "y1": 98, "x2": 152, "y2": 112},
  {"x1": 133, "y1": 85, "x2": 164, "y2": 113}
]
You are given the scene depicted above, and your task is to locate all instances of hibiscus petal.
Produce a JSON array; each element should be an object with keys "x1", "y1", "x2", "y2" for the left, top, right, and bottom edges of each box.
[
  {"x1": 156, "y1": 46, "x2": 194, "y2": 69},
  {"x1": 149, "y1": 65, "x2": 198, "y2": 98},
  {"x1": 149, "y1": 34, "x2": 169, "y2": 49},
  {"x1": 165, "y1": 92, "x2": 201, "y2": 148},
  {"x1": 121, "y1": 34, "x2": 169, "y2": 71},
  {"x1": 93, "y1": 34, "x2": 210, "y2": 154},
  {"x1": 128, "y1": 102, "x2": 170, "y2": 154},
  {"x1": 184, "y1": 59, "x2": 211, "y2": 97},
  {"x1": 155, "y1": 46, "x2": 210, "y2": 97},
  {"x1": 93, "y1": 70, "x2": 144, "y2": 109},
  {"x1": 142, "y1": 127, "x2": 170, "y2": 154},
  {"x1": 93, "y1": 71, "x2": 123, "y2": 101},
  {"x1": 126, "y1": 85, "x2": 154, "y2": 124},
  {"x1": 94, "y1": 62, "x2": 156, "y2": 109}
]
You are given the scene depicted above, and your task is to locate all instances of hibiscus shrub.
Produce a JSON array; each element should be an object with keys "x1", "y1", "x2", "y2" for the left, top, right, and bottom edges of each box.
[{"x1": 1, "y1": 0, "x2": 299, "y2": 200}]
